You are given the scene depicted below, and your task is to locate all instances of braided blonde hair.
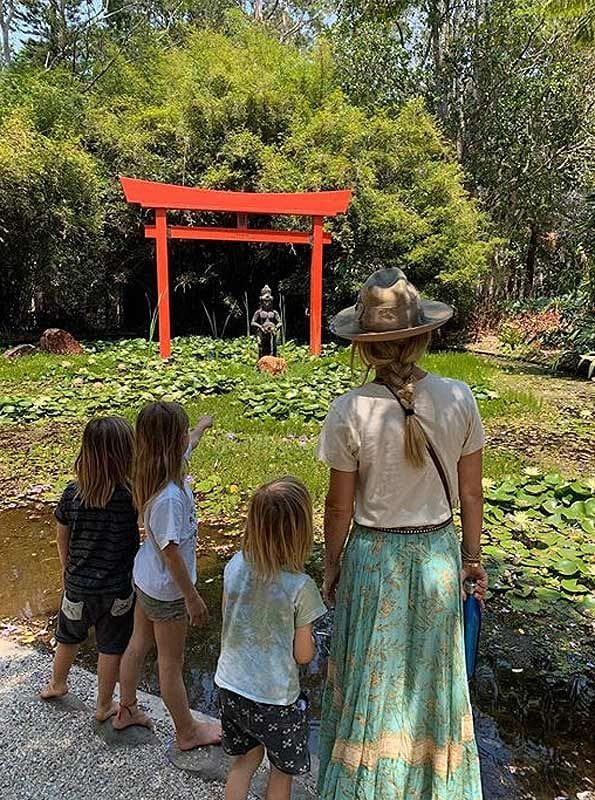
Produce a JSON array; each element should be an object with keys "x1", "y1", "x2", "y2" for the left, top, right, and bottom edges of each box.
[{"x1": 353, "y1": 333, "x2": 432, "y2": 468}]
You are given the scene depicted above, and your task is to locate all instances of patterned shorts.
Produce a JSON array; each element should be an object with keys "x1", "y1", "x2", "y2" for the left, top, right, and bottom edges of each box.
[{"x1": 219, "y1": 688, "x2": 310, "y2": 776}]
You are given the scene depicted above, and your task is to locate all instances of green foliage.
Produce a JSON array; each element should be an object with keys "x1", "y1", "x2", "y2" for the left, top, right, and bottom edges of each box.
[
  {"x1": 483, "y1": 468, "x2": 595, "y2": 618},
  {"x1": 0, "y1": 22, "x2": 492, "y2": 336}
]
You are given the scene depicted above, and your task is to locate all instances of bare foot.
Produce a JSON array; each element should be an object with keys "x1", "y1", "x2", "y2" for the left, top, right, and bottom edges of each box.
[
  {"x1": 176, "y1": 720, "x2": 222, "y2": 751},
  {"x1": 40, "y1": 681, "x2": 68, "y2": 700},
  {"x1": 95, "y1": 701, "x2": 119, "y2": 722},
  {"x1": 112, "y1": 702, "x2": 153, "y2": 731}
]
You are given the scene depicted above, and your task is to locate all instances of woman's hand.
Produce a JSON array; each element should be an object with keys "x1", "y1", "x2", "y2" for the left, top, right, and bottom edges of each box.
[
  {"x1": 461, "y1": 563, "x2": 488, "y2": 607},
  {"x1": 185, "y1": 591, "x2": 209, "y2": 627},
  {"x1": 323, "y1": 563, "x2": 341, "y2": 607}
]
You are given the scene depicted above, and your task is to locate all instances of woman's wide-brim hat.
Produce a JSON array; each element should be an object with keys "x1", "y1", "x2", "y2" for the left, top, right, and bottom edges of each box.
[{"x1": 331, "y1": 268, "x2": 453, "y2": 342}]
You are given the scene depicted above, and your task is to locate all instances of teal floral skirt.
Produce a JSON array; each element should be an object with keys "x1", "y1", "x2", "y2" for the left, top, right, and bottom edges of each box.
[{"x1": 318, "y1": 523, "x2": 483, "y2": 800}]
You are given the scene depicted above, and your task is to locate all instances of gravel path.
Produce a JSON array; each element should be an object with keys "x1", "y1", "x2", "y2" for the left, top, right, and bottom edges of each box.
[{"x1": 0, "y1": 637, "x2": 226, "y2": 800}]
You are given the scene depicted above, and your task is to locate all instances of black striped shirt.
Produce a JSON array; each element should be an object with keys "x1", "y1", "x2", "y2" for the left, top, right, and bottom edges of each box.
[{"x1": 55, "y1": 482, "x2": 140, "y2": 597}]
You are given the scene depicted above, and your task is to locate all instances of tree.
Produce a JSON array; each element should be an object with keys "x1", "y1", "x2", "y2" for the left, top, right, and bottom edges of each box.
[{"x1": 547, "y1": 0, "x2": 595, "y2": 45}]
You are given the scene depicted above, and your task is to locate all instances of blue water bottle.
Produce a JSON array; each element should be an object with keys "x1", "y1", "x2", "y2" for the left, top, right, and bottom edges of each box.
[{"x1": 463, "y1": 578, "x2": 482, "y2": 679}]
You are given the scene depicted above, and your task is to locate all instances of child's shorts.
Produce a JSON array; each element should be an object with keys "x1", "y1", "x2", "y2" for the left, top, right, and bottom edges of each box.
[
  {"x1": 219, "y1": 688, "x2": 310, "y2": 776},
  {"x1": 135, "y1": 585, "x2": 187, "y2": 622},
  {"x1": 56, "y1": 590, "x2": 135, "y2": 655}
]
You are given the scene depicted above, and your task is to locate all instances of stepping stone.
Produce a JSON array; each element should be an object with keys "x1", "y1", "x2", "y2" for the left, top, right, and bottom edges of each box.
[
  {"x1": 167, "y1": 741, "x2": 231, "y2": 781},
  {"x1": 168, "y1": 742, "x2": 317, "y2": 799},
  {"x1": 94, "y1": 718, "x2": 157, "y2": 747},
  {"x1": 37, "y1": 692, "x2": 89, "y2": 714}
]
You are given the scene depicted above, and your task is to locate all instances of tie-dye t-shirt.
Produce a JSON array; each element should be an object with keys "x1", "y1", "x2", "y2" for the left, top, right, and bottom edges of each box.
[{"x1": 215, "y1": 551, "x2": 326, "y2": 705}]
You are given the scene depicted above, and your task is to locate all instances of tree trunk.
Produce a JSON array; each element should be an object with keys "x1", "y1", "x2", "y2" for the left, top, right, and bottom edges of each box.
[
  {"x1": 0, "y1": 0, "x2": 15, "y2": 66},
  {"x1": 525, "y1": 222, "x2": 539, "y2": 298}
]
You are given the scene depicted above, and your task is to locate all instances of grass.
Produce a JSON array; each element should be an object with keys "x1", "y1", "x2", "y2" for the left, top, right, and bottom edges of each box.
[{"x1": 0, "y1": 335, "x2": 557, "y2": 514}]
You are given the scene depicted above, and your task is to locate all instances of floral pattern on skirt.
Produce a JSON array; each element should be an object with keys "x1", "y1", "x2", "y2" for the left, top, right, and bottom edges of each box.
[{"x1": 318, "y1": 523, "x2": 483, "y2": 800}]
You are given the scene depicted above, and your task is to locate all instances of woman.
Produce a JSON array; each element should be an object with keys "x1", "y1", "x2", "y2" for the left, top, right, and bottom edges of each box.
[{"x1": 317, "y1": 268, "x2": 487, "y2": 800}]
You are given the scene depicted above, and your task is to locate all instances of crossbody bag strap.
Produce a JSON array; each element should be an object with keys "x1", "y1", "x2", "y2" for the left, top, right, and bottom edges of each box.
[{"x1": 382, "y1": 382, "x2": 453, "y2": 513}]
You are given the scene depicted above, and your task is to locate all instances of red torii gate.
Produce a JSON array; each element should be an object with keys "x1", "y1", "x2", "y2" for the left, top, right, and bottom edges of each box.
[{"x1": 119, "y1": 177, "x2": 352, "y2": 358}]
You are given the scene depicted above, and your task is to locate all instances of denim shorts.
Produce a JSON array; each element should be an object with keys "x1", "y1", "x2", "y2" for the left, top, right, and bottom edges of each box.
[
  {"x1": 219, "y1": 688, "x2": 310, "y2": 776},
  {"x1": 135, "y1": 585, "x2": 187, "y2": 622},
  {"x1": 56, "y1": 590, "x2": 135, "y2": 655}
]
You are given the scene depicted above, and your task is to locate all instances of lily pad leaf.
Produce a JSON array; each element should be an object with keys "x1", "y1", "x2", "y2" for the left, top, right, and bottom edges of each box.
[
  {"x1": 560, "y1": 579, "x2": 589, "y2": 594},
  {"x1": 534, "y1": 587, "x2": 562, "y2": 602},
  {"x1": 553, "y1": 559, "x2": 580, "y2": 576}
]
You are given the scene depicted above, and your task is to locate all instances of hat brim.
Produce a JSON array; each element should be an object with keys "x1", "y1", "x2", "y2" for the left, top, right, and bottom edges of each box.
[{"x1": 331, "y1": 300, "x2": 453, "y2": 342}]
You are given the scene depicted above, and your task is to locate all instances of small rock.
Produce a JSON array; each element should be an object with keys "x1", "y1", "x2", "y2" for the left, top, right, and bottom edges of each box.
[
  {"x1": 3, "y1": 343, "x2": 37, "y2": 359},
  {"x1": 39, "y1": 328, "x2": 84, "y2": 355}
]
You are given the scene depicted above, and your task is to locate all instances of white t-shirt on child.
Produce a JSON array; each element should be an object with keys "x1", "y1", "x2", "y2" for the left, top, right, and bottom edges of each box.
[
  {"x1": 215, "y1": 552, "x2": 327, "y2": 705},
  {"x1": 133, "y1": 480, "x2": 198, "y2": 601}
]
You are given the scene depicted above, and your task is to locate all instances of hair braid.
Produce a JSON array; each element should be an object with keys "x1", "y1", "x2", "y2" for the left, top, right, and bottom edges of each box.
[{"x1": 353, "y1": 333, "x2": 432, "y2": 468}]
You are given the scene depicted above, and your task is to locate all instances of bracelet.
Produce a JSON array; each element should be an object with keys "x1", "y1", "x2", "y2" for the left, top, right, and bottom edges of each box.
[
  {"x1": 462, "y1": 559, "x2": 482, "y2": 569},
  {"x1": 461, "y1": 545, "x2": 481, "y2": 559}
]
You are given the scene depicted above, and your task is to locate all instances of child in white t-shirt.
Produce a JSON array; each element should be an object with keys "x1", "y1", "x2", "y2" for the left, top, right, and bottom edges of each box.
[
  {"x1": 215, "y1": 476, "x2": 326, "y2": 800},
  {"x1": 113, "y1": 401, "x2": 221, "y2": 750}
]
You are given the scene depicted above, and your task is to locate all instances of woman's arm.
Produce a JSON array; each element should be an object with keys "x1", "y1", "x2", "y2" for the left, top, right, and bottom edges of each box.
[
  {"x1": 293, "y1": 623, "x2": 316, "y2": 664},
  {"x1": 457, "y1": 449, "x2": 488, "y2": 601},
  {"x1": 56, "y1": 523, "x2": 70, "y2": 583},
  {"x1": 323, "y1": 468, "x2": 357, "y2": 604},
  {"x1": 162, "y1": 543, "x2": 209, "y2": 626}
]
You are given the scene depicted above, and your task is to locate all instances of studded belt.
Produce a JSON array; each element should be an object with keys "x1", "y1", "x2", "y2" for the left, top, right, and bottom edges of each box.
[{"x1": 357, "y1": 516, "x2": 453, "y2": 535}]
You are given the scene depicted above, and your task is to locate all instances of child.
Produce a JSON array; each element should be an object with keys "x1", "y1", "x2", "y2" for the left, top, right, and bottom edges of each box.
[
  {"x1": 215, "y1": 476, "x2": 327, "y2": 800},
  {"x1": 41, "y1": 416, "x2": 139, "y2": 722},
  {"x1": 114, "y1": 401, "x2": 221, "y2": 749}
]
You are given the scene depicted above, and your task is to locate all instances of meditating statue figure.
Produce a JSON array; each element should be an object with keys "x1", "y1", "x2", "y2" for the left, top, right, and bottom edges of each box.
[{"x1": 251, "y1": 285, "x2": 282, "y2": 359}]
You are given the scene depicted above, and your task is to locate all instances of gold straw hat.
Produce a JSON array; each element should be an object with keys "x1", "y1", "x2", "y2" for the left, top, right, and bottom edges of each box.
[{"x1": 331, "y1": 268, "x2": 453, "y2": 342}]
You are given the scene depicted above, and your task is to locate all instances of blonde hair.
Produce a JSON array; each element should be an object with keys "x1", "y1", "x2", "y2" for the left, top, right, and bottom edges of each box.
[
  {"x1": 75, "y1": 416, "x2": 135, "y2": 508},
  {"x1": 353, "y1": 332, "x2": 432, "y2": 468},
  {"x1": 243, "y1": 476, "x2": 313, "y2": 580},
  {"x1": 134, "y1": 401, "x2": 189, "y2": 515}
]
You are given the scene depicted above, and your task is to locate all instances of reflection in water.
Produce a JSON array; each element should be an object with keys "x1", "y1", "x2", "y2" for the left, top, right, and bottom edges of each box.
[{"x1": 1, "y1": 507, "x2": 594, "y2": 800}]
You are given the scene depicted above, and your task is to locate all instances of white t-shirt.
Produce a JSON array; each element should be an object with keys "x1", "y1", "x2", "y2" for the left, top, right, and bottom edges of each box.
[
  {"x1": 317, "y1": 374, "x2": 485, "y2": 528},
  {"x1": 133, "y1": 480, "x2": 198, "y2": 601},
  {"x1": 215, "y1": 552, "x2": 327, "y2": 705}
]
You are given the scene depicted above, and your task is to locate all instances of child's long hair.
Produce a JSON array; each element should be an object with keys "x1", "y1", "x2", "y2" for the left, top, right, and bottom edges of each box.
[
  {"x1": 243, "y1": 476, "x2": 313, "y2": 580},
  {"x1": 75, "y1": 416, "x2": 134, "y2": 509},
  {"x1": 134, "y1": 401, "x2": 189, "y2": 515},
  {"x1": 353, "y1": 332, "x2": 432, "y2": 468}
]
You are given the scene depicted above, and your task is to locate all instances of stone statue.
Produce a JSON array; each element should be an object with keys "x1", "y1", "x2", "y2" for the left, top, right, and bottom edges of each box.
[{"x1": 251, "y1": 285, "x2": 282, "y2": 359}]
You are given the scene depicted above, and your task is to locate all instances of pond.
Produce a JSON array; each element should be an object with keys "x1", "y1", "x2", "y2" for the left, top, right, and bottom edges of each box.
[{"x1": 1, "y1": 506, "x2": 593, "y2": 800}]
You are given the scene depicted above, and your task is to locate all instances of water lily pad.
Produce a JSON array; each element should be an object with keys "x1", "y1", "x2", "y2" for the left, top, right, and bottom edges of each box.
[
  {"x1": 534, "y1": 587, "x2": 562, "y2": 602},
  {"x1": 543, "y1": 473, "x2": 563, "y2": 486},
  {"x1": 542, "y1": 498, "x2": 564, "y2": 515},
  {"x1": 560, "y1": 579, "x2": 589, "y2": 594},
  {"x1": 545, "y1": 514, "x2": 566, "y2": 530},
  {"x1": 577, "y1": 594, "x2": 595, "y2": 613},
  {"x1": 553, "y1": 558, "x2": 580, "y2": 576},
  {"x1": 563, "y1": 501, "x2": 588, "y2": 520},
  {"x1": 524, "y1": 483, "x2": 547, "y2": 495},
  {"x1": 568, "y1": 482, "x2": 592, "y2": 498}
]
